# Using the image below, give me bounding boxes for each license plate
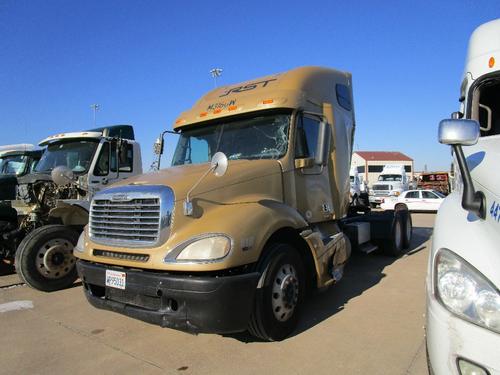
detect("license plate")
[105,270,126,290]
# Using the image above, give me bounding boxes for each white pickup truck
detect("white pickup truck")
[426,19,500,375]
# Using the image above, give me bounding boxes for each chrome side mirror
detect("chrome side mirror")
[438,118,485,219]
[438,119,479,146]
[315,121,330,166]
[153,137,164,155]
[211,152,228,177]
[184,152,228,216]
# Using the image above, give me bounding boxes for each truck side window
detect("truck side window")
[477,80,500,136]
[110,143,133,172]
[295,116,319,159]
[336,84,352,111]
[94,142,109,176]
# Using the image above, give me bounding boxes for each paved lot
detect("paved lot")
[0,213,435,375]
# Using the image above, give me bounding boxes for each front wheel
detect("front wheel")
[15,225,79,292]
[248,243,305,341]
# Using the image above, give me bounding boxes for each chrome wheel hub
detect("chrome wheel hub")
[271,263,299,322]
[36,238,75,279]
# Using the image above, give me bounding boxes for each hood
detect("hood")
[16,172,53,185]
[111,159,284,203]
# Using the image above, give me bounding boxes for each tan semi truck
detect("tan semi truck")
[75,66,412,341]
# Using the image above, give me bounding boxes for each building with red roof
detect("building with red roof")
[351,151,414,186]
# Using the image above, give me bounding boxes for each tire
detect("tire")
[382,211,405,257]
[402,211,412,249]
[248,243,305,341]
[394,204,412,249]
[15,225,79,292]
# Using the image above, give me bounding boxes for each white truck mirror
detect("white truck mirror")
[438,118,485,219]
[438,119,479,146]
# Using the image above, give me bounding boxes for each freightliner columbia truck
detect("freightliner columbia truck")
[426,19,500,375]
[75,67,412,341]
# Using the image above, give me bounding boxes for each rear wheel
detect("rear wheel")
[395,204,412,249]
[15,225,79,292]
[383,211,405,257]
[248,243,305,341]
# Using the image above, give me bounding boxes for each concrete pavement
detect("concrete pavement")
[0,213,435,375]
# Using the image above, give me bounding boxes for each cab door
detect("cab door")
[90,140,136,191]
[293,113,333,223]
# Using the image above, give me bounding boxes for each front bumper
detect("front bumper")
[426,289,500,375]
[369,195,388,204]
[77,260,260,334]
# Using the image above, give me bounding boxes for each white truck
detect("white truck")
[0,125,143,291]
[426,19,500,375]
[369,164,409,207]
[350,166,368,206]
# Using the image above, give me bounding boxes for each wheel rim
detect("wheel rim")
[271,263,299,322]
[394,220,402,249]
[35,238,76,279]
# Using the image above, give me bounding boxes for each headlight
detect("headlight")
[165,234,231,263]
[435,249,500,333]
[74,232,85,253]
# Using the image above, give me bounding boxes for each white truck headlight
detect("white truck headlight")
[435,249,500,333]
[165,235,231,263]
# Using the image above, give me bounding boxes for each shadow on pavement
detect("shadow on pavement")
[226,225,433,343]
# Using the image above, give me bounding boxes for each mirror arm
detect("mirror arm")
[184,164,216,216]
[452,144,486,219]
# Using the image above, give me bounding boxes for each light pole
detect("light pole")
[209,68,223,87]
[90,104,100,127]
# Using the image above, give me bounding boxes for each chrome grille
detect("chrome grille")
[89,185,174,248]
[372,184,390,191]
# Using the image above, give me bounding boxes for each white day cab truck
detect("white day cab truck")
[75,66,412,341]
[369,164,409,207]
[426,19,500,375]
[0,125,142,291]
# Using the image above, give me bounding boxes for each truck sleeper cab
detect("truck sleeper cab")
[76,67,411,341]
[426,19,500,375]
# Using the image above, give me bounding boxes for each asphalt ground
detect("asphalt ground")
[0,213,435,375]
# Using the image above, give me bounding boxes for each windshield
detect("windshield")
[172,113,290,166]
[35,140,98,173]
[0,155,28,175]
[378,174,402,182]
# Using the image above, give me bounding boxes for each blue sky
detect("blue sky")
[1,0,498,171]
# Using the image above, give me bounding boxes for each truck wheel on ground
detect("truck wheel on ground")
[15,224,79,292]
[382,211,405,257]
[248,243,305,341]
[394,204,412,249]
